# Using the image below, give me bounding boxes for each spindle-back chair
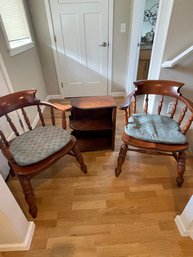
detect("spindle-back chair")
[0,90,87,218]
[115,80,193,187]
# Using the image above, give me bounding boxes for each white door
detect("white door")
[49,0,109,97]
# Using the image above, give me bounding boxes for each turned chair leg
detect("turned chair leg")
[176,151,186,187]
[8,163,15,177]
[19,175,37,218]
[72,144,87,173]
[115,144,128,177]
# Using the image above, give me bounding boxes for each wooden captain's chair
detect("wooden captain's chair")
[0,90,87,218]
[115,80,193,187]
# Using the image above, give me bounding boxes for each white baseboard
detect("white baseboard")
[0,221,35,251]
[111,92,125,97]
[175,216,193,239]
[45,94,62,101]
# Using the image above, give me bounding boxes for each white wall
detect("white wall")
[112,0,131,93]
[0,174,35,251]
[27,0,59,95]
[0,1,47,120]
[159,0,193,152]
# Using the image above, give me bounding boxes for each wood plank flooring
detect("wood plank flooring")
[2,97,193,257]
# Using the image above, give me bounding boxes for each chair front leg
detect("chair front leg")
[115,144,128,177]
[176,151,186,187]
[72,144,87,173]
[19,175,37,218]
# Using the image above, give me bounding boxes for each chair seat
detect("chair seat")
[9,126,72,166]
[125,113,187,145]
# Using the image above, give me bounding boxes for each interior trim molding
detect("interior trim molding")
[162,45,193,68]
[111,92,125,97]
[45,94,62,101]
[0,222,35,251]
[175,195,193,240]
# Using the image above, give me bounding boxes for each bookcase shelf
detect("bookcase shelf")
[70,96,117,152]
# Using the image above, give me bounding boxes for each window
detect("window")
[0,0,34,56]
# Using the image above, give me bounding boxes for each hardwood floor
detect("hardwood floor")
[2,97,193,257]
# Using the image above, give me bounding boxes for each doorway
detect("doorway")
[49,0,113,97]
[137,0,159,80]
[125,0,174,96]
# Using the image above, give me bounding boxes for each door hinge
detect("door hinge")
[54,35,57,43]
[61,82,63,88]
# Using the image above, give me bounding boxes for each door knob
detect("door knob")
[99,42,107,47]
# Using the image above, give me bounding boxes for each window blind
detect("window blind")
[0,0,30,42]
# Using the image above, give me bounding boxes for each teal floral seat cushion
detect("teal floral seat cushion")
[125,113,187,144]
[9,126,72,166]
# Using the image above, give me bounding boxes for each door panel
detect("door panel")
[49,0,108,97]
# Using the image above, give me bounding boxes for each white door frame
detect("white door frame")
[125,0,174,97]
[125,0,146,94]
[44,0,113,98]
[0,54,27,132]
[0,54,14,94]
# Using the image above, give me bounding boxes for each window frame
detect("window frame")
[0,0,34,56]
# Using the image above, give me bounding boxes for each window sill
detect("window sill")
[9,41,35,56]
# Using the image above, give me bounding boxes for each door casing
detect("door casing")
[125,0,174,103]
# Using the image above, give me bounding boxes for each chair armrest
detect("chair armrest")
[40,101,72,112]
[38,101,72,129]
[119,92,135,110]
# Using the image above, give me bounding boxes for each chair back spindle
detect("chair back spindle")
[132,96,136,114]
[62,112,67,129]
[170,98,178,119]
[5,114,19,136]
[0,129,9,147]
[158,95,164,115]
[123,107,131,126]
[37,105,45,126]
[50,107,56,126]
[21,108,32,130]
[178,106,188,125]
[144,94,149,113]
[182,114,193,134]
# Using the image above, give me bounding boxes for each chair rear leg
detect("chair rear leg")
[176,151,186,187]
[19,175,38,218]
[115,144,128,177]
[8,163,15,177]
[72,144,87,173]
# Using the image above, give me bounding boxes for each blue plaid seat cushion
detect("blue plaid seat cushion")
[125,113,187,144]
[9,126,72,166]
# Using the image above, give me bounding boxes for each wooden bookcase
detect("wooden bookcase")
[70,96,117,152]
